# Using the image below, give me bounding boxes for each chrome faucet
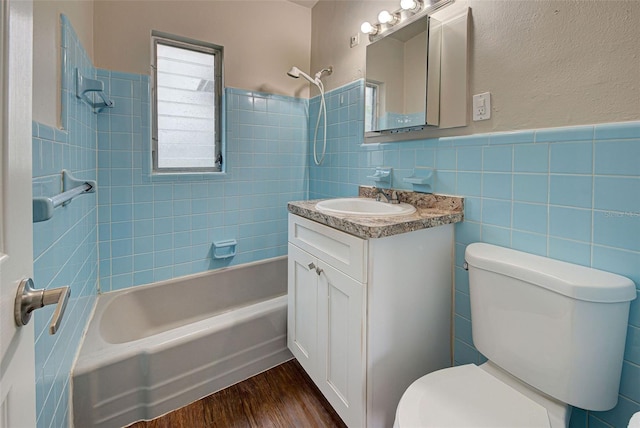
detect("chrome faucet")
[375,187,399,204]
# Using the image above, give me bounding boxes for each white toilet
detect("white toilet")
[395,243,637,428]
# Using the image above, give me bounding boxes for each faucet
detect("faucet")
[375,187,399,204]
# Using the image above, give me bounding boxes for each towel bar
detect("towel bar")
[33,170,96,222]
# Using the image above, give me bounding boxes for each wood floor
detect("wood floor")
[127,359,347,428]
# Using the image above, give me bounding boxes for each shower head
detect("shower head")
[287,66,317,85]
[286,66,302,78]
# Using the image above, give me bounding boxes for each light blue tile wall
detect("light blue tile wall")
[309,80,640,428]
[96,74,308,291]
[31,15,98,428]
[308,80,366,197]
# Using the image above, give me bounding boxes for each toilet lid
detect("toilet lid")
[396,364,551,428]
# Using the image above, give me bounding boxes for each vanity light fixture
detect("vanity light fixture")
[401,0,423,12]
[377,10,399,25]
[360,0,451,42]
[360,21,379,35]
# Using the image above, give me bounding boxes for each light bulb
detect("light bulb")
[377,10,397,25]
[400,0,420,10]
[360,21,378,35]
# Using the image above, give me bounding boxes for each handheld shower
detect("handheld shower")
[286,65,333,165]
[287,66,333,87]
[287,67,316,85]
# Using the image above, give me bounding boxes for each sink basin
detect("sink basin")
[315,198,416,217]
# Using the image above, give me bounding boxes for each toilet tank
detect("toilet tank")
[465,243,636,411]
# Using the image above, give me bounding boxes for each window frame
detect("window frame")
[365,81,379,133]
[151,31,224,174]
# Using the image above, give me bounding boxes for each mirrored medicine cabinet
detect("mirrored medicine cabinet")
[364,6,469,141]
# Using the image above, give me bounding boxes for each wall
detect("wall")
[92,0,312,98]
[91,0,315,291]
[311,0,640,136]
[33,0,94,126]
[310,4,639,425]
[33,0,313,124]
[33,0,319,292]
[31,15,98,428]
[30,2,313,423]
[96,72,308,291]
[309,80,640,427]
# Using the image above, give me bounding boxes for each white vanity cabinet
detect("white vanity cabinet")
[288,215,367,427]
[288,213,454,428]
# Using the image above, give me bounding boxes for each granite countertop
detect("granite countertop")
[287,186,464,239]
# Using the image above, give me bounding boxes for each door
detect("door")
[287,243,319,377]
[0,0,36,426]
[317,261,365,428]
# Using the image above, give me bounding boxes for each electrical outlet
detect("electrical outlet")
[350,33,360,48]
[473,92,491,121]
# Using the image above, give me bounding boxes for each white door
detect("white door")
[317,262,365,428]
[287,243,319,377]
[0,0,36,426]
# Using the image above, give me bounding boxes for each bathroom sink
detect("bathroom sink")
[315,198,416,217]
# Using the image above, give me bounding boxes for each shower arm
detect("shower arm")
[314,66,333,81]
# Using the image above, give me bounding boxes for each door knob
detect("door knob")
[14,278,70,335]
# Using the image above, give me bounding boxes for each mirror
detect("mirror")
[365,17,441,133]
[364,7,469,139]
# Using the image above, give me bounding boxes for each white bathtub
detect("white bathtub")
[72,257,291,428]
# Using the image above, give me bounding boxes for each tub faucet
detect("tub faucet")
[375,187,399,204]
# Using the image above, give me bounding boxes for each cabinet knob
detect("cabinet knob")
[307,262,323,275]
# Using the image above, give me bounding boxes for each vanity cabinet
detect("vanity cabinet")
[288,215,366,427]
[288,213,454,428]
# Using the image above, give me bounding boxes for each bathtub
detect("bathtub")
[72,256,291,428]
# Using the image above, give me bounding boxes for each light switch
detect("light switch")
[473,92,491,121]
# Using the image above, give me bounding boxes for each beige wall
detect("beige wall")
[33,0,312,127]
[33,1,640,131]
[311,0,640,135]
[33,0,94,126]
[93,0,312,98]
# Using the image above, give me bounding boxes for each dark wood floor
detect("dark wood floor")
[127,359,347,428]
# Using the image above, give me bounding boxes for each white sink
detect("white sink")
[315,198,416,217]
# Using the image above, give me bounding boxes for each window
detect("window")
[152,32,223,173]
[364,82,378,132]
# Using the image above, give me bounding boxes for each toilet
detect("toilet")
[395,243,637,428]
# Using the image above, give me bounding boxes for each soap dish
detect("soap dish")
[212,239,237,259]
[367,167,392,185]
[403,167,434,193]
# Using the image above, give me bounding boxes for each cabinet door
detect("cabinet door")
[287,244,319,377]
[317,262,366,428]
